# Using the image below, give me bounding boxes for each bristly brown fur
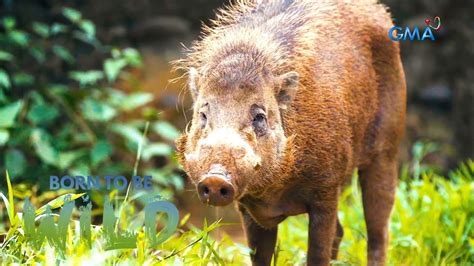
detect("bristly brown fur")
[173,0,393,98]
[173,0,321,90]
[175,0,406,265]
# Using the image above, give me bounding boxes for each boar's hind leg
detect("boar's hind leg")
[331,218,344,260]
[238,205,278,266]
[359,153,397,266]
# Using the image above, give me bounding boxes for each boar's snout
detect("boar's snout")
[197,175,235,206]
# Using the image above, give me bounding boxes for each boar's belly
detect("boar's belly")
[248,201,308,227]
[279,201,308,216]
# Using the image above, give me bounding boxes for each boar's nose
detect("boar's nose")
[197,176,235,206]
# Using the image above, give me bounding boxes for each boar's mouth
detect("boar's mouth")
[197,171,236,207]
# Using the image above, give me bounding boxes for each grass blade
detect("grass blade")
[35,192,86,216]
[0,192,12,224]
[5,171,15,224]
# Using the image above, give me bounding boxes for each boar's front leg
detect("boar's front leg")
[307,187,339,266]
[238,204,278,266]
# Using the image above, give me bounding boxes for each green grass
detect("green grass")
[1,160,473,265]
[278,161,474,265]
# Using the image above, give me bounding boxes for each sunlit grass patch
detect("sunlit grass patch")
[1,161,473,265]
[277,160,474,265]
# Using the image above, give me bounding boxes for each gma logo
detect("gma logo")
[388,26,436,41]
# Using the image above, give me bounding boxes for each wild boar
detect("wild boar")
[175,0,406,265]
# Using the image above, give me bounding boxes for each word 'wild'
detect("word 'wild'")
[23,197,178,254]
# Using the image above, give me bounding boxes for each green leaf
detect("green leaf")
[0,69,10,89]
[30,47,46,63]
[0,51,14,61]
[49,84,68,96]
[106,88,127,105]
[79,20,95,38]
[123,48,142,66]
[70,164,91,177]
[120,92,153,111]
[0,100,23,128]
[8,30,28,47]
[153,121,180,140]
[5,149,26,177]
[58,150,85,170]
[104,58,127,82]
[142,107,159,120]
[27,103,60,124]
[81,98,117,122]
[170,173,184,191]
[111,123,147,147]
[2,17,16,30]
[142,143,173,160]
[0,89,6,103]
[32,22,49,38]
[13,72,34,86]
[73,30,99,46]
[91,140,112,166]
[52,45,74,64]
[0,129,9,145]
[62,7,82,23]
[51,23,68,34]
[30,129,59,167]
[69,70,104,86]
[29,90,45,104]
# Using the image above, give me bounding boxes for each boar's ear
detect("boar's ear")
[188,67,199,100]
[276,71,299,110]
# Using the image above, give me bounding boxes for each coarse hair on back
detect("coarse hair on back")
[173,0,322,91]
[173,0,392,93]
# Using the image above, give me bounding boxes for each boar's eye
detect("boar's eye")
[252,113,267,137]
[199,112,207,129]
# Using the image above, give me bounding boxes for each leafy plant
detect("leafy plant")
[0,8,182,215]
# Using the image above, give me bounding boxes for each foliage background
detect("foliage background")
[0,1,473,265]
[0,6,184,208]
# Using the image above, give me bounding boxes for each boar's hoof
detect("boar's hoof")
[197,176,235,206]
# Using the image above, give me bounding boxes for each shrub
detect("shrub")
[0,8,182,214]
